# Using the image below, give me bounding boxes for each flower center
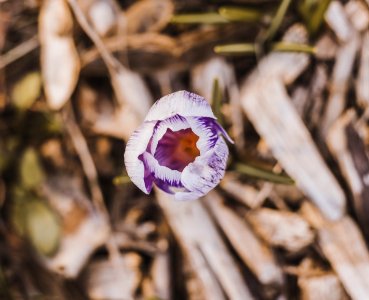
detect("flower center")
[154,128,200,172]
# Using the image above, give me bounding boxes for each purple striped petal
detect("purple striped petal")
[185,117,219,154]
[154,178,184,194]
[186,117,234,154]
[124,121,157,194]
[145,91,216,122]
[150,115,190,155]
[175,136,228,200]
[213,121,234,144]
[142,152,183,188]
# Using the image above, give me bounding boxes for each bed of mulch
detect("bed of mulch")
[1,0,369,299]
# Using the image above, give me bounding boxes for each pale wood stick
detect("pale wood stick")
[356,31,369,107]
[301,202,369,300]
[203,191,283,289]
[240,24,346,220]
[156,188,254,300]
[327,110,369,237]
[321,33,359,136]
[325,1,354,43]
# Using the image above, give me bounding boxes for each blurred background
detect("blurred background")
[1,0,369,299]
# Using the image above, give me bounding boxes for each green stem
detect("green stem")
[211,78,223,124]
[234,163,295,185]
[171,13,228,24]
[218,6,263,22]
[214,43,256,54]
[113,175,131,185]
[308,0,331,35]
[214,42,315,55]
[272,42,316,54]
[265,0,292,41]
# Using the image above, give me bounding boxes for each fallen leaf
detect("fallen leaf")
[20,148,45,190]
[39,0,80,110]
[25,198,61,256]
[11,72,42,110]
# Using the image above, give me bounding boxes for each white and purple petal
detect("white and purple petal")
[185,116,234,155]
[213,120,234,144]
[124,121,157,194]
[175,136,229,201]
[145,91,216,122]
[150,115,190,155]
[185,117,220,154]
[142,152,183,189]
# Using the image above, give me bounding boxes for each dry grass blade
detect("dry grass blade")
[62,104,134,297]
[62,104,105,212]
[0,35,39,70]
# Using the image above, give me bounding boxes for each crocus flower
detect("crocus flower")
[124,90,233,200]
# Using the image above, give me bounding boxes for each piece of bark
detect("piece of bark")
[204,191,283,289]
[141,277,156,299]
[112,232,159,255]
[41,176,110,278]
[247,208,314,253]
[240,24,346,220]
[325,1,354,43]
[273,184,304,203]
[345,0,369,32]
[321,33,359,136]
[301,202,369,300]
[356,31,369,108]
[315,34,338,60]
[220,174,265,209]
[287,257,348,299]
[291,86,308,117]
[327,110,369,238]
[299,272,348,300]
[156,189,254,300]
[183,261,207,300]
[84,254,138,300]
[307,64,328,130]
